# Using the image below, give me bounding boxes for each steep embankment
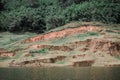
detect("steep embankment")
[0,22,120,67]
[21,26,101,43]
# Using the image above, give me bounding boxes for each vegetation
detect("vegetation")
[57,61,66,64]
[29,49,49,57]
[0,57,10,61]
[115,56,120,60]
[77,32,99,39]
[0,0,120,33]
[0,32,37,49]
[29,49,49,54]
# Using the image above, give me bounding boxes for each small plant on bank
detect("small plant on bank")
[87,32,99,36]
[29,49,49,54]
[57,61,66,64]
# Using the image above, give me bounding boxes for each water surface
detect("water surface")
[0,67,120,80]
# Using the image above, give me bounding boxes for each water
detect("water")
[0,67,120,80]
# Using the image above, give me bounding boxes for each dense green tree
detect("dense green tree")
[0,0,120,33]
[0,0,5,11]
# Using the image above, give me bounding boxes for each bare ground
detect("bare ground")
[0,22,120,67]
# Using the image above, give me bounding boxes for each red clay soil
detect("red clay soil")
[0,48,15,57]
[28,39,91,51]
[21,26,101,43]
[29,39,120,56]
[69,39,120,56]
[89,39,120,56]
[29,44,73,51]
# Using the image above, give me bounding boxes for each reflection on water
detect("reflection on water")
[0,67,120,80]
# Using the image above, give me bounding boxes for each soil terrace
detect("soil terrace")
[0,24,120,67]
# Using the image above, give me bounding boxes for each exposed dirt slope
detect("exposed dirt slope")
[21,26,101,43]
[0,22,120,67]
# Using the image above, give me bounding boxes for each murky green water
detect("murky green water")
[0,67,120,80]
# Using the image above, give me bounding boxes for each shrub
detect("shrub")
[58,0,89,7]
[61,3,92,22]
[87,32,99,36]
[29,49,48,54]
[46,16,65,30]
[0,0,5,11]
[1,0,40,10]
[62,0,120,23]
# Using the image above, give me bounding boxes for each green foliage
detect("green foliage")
[57,61,66,64]
[58,0,89,7]
[115,56,120,60]
[62,1,120,23]
[13,52,22,59]
[46,16,65,30]
[0,57,10,61]
[0,6,46,32]
[0,0,5,11]
[29,49,49,54]
[106,30,114,33]
[77,32,99,39]
[0,0,120,32]
[1,0,39,10]
[88,32,99,36]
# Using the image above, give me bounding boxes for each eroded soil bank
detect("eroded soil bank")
[0,22,120,67]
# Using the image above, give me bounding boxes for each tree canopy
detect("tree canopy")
[0,0,120,32]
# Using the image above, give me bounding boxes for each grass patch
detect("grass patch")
[0,57,11,61]
[50,37,68,44]
[29,49,49,54]
[57,61,66,64]
[76,32,99,39]
[88,32,99,36]
[118,32,120,34]
[106,30,114,33]
[115,56,120,60]
[50,32,99,44]
[0,32,37,49]
[13,53,23,59]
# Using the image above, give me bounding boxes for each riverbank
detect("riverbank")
[0,22,120,67]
